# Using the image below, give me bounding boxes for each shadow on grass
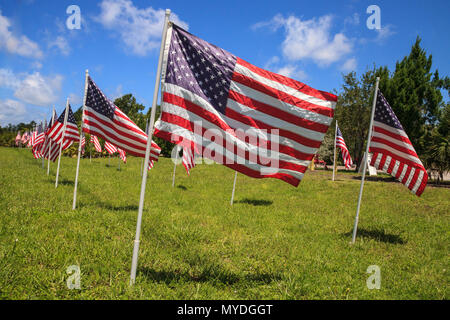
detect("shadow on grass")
[58,178,74,186]
[99,203,139,211]
[234,198,273,206]
[344,228,406,244]
[139,266,281,285]
[352,176,397,183]
[177,185,187,191]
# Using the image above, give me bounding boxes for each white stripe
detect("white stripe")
[391,160,400,177]
[234,62,336,109]
[398,164,408,182]
[374,153,383,169]
[382,156,392,172]
[405,167,416,188]
[373,121,410,139]
[411,170,425,194]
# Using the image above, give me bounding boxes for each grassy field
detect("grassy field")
[0,146,448,300]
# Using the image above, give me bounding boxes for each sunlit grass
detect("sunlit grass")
[0,147,448,299]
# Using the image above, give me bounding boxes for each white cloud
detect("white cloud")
[0,11,43,59]
[375,24,396,43]
[276,65,307,80]
[96,0,188,56]
[48,36,70,56]
[0,68,63,107]
[340,57,357,72]
[254,14,353,66]
[344,13,360,26]
[0,99,26,126]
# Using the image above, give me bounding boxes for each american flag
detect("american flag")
[21,131,29,144]
[369,90,428,196]
[15,132,21,146]
[90,134,102,152]
[154,24,337,187]
[336,124,353,169]
[32,123,45,159]
[82,76,161,163]
[104,140,118,154]
[182,147,196,175]
[80,135,86,155]
[41,110,58,160]
[47,105,79,149]
[118,148,127,163]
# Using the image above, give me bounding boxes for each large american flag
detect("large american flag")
[336,124,353,169]
[90,134,102,152]
[154,24,337,186]
[82,76,161,163]
[369,90,428,196]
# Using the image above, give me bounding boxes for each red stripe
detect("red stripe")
[378,154,387,170]
[401,166,412,185]
[415,173,427,196]
[369,147,425,171]
[387,158,396,174]
[236,58,338,103]
[408,169,420,191]
[395,163,405,180]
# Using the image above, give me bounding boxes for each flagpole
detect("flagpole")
[351,77,379,244]
[141,120,149,177]
[130,9,171,285]
[332,120,338,181]
[172,146,179,187]
[72,70,89,210]
[55,98,70,188]
[47,106,55,175]
[230,171,238,205]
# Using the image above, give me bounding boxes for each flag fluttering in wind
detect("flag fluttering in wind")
[15,132,21,146]
[118,148,126,163]
[154,23,337,187]
[369,90,428,196]
[80,135,86,155]
[21,131,29,145]
[182,147,196,175]
[47,105,79,151]
[32,123,45,159]
[104,141,118,154]
[90,134,102,152]
[82,76,161,163]
[336,124,353,169]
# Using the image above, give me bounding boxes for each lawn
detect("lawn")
[0,147,448,299]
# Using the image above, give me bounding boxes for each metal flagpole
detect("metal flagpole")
[351,77,380,244]
[47,106,55,175]
[130,9,171,285]
[332,120,338,181]
[230,171,238,205]
[141,120,149,177]
[172,146,180,187]
[55,98,70,188]
[42,120,46,168]
[72,70,89,210]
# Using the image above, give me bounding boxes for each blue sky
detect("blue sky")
[0,0,448,126]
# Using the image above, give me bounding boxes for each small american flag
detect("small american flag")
[47,105,79,150]
[32,123,45,159]
[154,24,337,186]
[81,135,86,155]
[369,90,428,196]
[118,148,127,163]
[104,141,118,154]
[90,134,102,152]
[15,132,21,146]
[21,131,29,144]
[336,124,353,169]
[82,76,161,163]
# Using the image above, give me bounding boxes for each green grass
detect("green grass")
[0,147,448,299]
